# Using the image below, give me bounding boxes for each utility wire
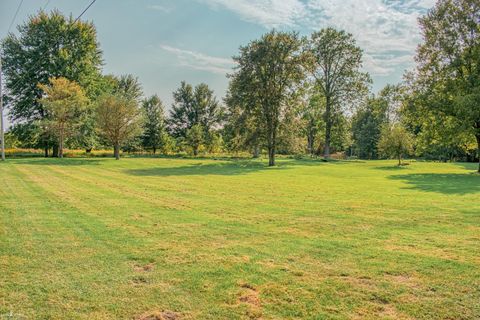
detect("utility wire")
[74,0,97,23]
[43,0,51,11]
[7,0,24,33]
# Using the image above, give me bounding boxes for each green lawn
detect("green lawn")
[0,157,479,319]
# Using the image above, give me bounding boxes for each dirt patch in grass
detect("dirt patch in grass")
[238,283,262,319]
[135,310,179,320]
[133,262,155,272]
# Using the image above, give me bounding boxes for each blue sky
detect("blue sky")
[1,0,435,113]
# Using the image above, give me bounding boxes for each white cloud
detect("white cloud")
[148,4,173,13]
[199,0,307,28]
[200,0,435,77]
[160,45,235,74]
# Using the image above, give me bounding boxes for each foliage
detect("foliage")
[378,124,414,165]
[95,93,143,160]
[142,95,167,154]
[168,82,222,138]
[1,10,102,153]
[185,124,205,156]
[307,28,371,158]
[413,0,480,171]
[38,77,89,158]
[229,30,306,166]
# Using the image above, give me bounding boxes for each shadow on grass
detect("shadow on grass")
[453,162,480,172]
[125,160,288,176]
[374,165,410,171]
[389,173,480,195]
[125,158,347,177]
[6,158,103,166]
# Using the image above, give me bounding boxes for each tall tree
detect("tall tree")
[38,77,88,158]
[224,76,263,157]
[1,10,102,156]
[114,74,143,103]
[229,30,306,166]
[96,94,142,160]
[413,0,480,172]
[351,98,386,159]
[142,95,166,154]
[308,28,370,158]
[168,81,222,152]
[301,93,324,156]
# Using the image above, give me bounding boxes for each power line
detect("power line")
[43,0,51,11]
[7,0,25,33]
[74,0,97,23]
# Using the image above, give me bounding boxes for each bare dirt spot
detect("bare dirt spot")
[136,310,179,320]
[134,262,155,272]
[238,283,262,319]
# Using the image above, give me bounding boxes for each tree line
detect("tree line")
[1,0,479,171]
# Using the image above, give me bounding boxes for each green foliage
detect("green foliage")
[142,95,167,154]
[114,74,143,103]
[95,93,143,160]
[1,10,102,122]
[378,124,414,165]
[229,30,306,165]
[38,77,89,158]
[168,82,222,139]
[308,28,371,157]
[185,124,204,156]
[413,0,480,171]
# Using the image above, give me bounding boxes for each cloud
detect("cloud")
[148,4,173,13]
[199,0,307,28]
[199,0,435,77]
[160,45,235,74]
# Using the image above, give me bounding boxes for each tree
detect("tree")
[351,86,402,159]
[114,74,143,103]
[142,95,166,154]
[224,76,263,157]
[96,94,142,160]
[412,0,480,172]
[378,124,414,165]
[229,30,306,166]
[308,28,370,158]
[185,124,204,156]
[1,10,102,156]
[38,77,88,158]
[302,94,324,156]
[169,82,221,137]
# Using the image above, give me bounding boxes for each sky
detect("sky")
[1,0,435,123]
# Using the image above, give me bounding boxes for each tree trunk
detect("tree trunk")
[476,133,480,173]
[52,145,59,158]
[193,145,198,156]
[267,125,276,166]
[307,131,315,156]
[58,138,63,158]
[324,96,332,159]
[153,147,156,155]
[398,153,402,166]
[114,144,120,160]
[268,146,275,166]
[252,145,260,158]
[44,146,49,158]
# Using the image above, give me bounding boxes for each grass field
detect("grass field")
[0,157,479,319]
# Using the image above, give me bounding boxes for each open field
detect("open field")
[0,158,479,319]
